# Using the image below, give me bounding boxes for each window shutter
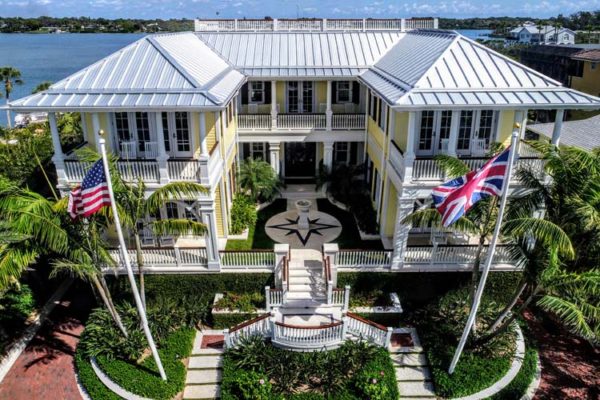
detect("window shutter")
[352,81,360,104]
[264,81,271,104]
[241,83,249,104]
[331,81,337,104]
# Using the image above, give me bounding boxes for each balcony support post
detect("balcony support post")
[551,109,564,146]
[403,111,417,182]
[198,202,220,271]
[391,196,413,269]
[91,113,102,153]
[326,80,333,130]
[48,112,68,186]
[448,111,460,157]
[323,141,334,171]
[155,112,170,184]
[269,142,280,175]
[199,112,209,156]
[270,80,277,130]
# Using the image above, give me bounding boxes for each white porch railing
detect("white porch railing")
[403,245,519,265]
[219,250,275,269]
[277,113,326,130]
[389,140,405,180]
[335,250,393,268]
[167,159,201,181]
[272,321,345,350]
[346,312,392,347]
[237,114,271,130]
[107,247,208,269]
[332,113,366,130]
[265,287,283,311]
[224,313,271,348]
[195,18,438,32]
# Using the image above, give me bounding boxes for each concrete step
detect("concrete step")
[281,298,327,308]
[183,384,220,399]
[390,353,428,367]
[186,369,222,385]
[395,366,432,381]
[398,381,436,397]
[188,356,223,369]
[289,284,321,292]
[191,348,225,356]
[288,270,313,277]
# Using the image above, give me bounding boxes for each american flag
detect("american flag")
[432,147,511,227]
[68,160,111,219]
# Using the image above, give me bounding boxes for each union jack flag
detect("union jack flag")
[432,147,511,227]
[68,160,111,219]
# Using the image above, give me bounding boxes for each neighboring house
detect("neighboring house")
[570,49,600,97]
[510,24,575,45]
[8,18,600,276]
[528,115,600,151]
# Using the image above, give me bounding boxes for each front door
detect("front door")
[287,81,314,113]
[284,142,316,178]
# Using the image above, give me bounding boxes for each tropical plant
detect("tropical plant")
[0,66,24,128]
[238,158,283,202]
[56,112,84,149]
[229,194,257,235]
[32,81,52,94]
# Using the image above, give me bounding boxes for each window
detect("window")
[336,81,352,103]
[135,112,151,152]
[418,111,435,151]
[477,110,496,146]
[114,112,131,142]
[378,103,387,132]
[165,202,179,219]
[174,112,191,152]
[161,112,170,152]
[333,142,349,165]
[251,142,266,160]
[438,110,452,150]
[249,82,265,104]
[458,111,473,151]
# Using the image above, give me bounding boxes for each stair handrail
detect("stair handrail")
[323,255,334,304]
[224,312,272,348]
[345,312,393,347]
[346,312,388,331]
[282,255,289,293]
[229,312,271,333]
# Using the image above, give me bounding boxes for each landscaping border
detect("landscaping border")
[520,353,542,400]
[453,324,526,400]
[90,357,152,400]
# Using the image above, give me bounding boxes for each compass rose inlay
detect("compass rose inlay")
[267,216,340,246]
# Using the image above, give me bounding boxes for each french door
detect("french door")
[287,81,314,113]
[456,110,497,155]
[416,110,453,156]
[161,112,193,158]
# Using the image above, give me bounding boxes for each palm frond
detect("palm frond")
[537,294,599,345]
[433,154,470,178]
[50,259,99,282]
[401,208,478,234]
[146,182,209,214]
[151,219,208,237]
[0,246,38,289]
[502,218,574,259]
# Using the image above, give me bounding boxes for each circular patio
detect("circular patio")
[264,208,342,250]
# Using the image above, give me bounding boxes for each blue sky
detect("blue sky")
[1,0,599,19]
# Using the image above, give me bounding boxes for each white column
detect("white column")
[391,196,414,269]
[199,112,209,156]
[271,80,277,130]
[326,80,333,131]
[48,112,68,186]
[219,179,229,237]
[269,142,280,175]
[323,141,334,171]
[199,203,220,270]
[551,109,564,146]
[448,110,460,157]
[91,113,102,152]
[403,111,417,182]
[155,112,170,184]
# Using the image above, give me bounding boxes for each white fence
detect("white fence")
[412,157,544,182]
[224,314,271,348]
[219,251,275,269]
[272,321,345,349]
[107,247,208,269]
[346,312,392,347]
[404,245,519,265]
[277,114,327,130]
[167,160,201,181]
[195,18,438,32]
[265,287,283,310]
[335,250,393,268]
[332,114,365,130]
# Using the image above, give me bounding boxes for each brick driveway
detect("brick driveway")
[0,284,91,400]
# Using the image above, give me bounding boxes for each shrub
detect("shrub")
[212,313,260,329]
[214,292,263,312]
[221,369,274,400]
[230,194,257,235]
[0,284,36,326]
[348,192,379,234]
[74,350,121,400]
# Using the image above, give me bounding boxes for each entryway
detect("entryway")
[284,142,316,180]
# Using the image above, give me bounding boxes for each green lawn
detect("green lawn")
[226,199,287,250]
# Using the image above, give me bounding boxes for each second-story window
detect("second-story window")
[135,112,151,153]
[249,82,265,104]
[114,112,131,142]
[336,81,352,103]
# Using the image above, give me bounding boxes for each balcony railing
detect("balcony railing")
[237,113,365,131]
[278,113,326,130]
[403,245,519,266]
[107,247,208,270]
[388,140,405,180]
[332,114,365,130]
[335,250,393,268]
[195,18,438,32]
[238,114,271,130]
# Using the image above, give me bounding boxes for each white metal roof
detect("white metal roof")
[196,31,403,78]
[528,115,600,150]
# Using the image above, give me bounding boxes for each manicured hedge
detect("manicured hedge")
[74,350,121,400]
[213,312,260,329]
[226,199,287,250]
[92,327,195,400]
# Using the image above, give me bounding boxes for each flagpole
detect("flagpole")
[448,118,522,374]
[98,134,167,381]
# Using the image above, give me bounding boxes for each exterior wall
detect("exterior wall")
[497,110,516,145]
[214,183,225,236]
[276,81,285,113]
[224,112,237,159]
[384,184,398,236]
[366,118,384,171]
[393,111,409,152]
[205,112,218,152]
[571,61,600,97]
[315,81,327,111]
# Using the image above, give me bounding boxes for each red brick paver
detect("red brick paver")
[0,286,90,400]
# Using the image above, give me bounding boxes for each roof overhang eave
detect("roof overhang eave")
[8,104,228,113]
[390,103,600,111]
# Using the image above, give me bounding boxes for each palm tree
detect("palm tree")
[0,67,24,128]
[32,81,52,94]
[0,176,128,336]
[238,157,283,203]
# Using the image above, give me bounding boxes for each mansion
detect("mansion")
[9,18,600,276]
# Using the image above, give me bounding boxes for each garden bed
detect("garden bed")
[221,336,399,399]
[226,199,287,250]
[212,292,266,329]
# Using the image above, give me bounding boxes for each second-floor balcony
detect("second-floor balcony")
[238,113,365,131]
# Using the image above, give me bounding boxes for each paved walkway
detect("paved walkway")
[184,330,225,400]
[0,284,91,400]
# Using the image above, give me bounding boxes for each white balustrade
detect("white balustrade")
[412,159,445,181]
[266,288,283,310]
[331,289,345,306]
[389,141,405,180]
[65,160,91,181]
[237,114,271,130]
[107,247,208,270]
[272,322,345,349]
[346,313,389,347]
[167,159,201,181]
[119,141,137,159]
[117,160,160,182]
[331,114,365,130]
[403,245,519,266]
[335,250,393,268]
[225,314,271,348]
[219,251,275,269]
[277,114,326,130]
[144,141,158,158]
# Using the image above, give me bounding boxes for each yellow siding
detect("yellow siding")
[224,112,237,155]
[497,110,515,146]
[385,184,398,236]
[84,113,96,149]
[315,81,327,109]
[205,112,217,152]
[215,184,224,237]
[394,112,409,152]
[571,61,600,96]
[367,117,385,151]
[276,81,285,112]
